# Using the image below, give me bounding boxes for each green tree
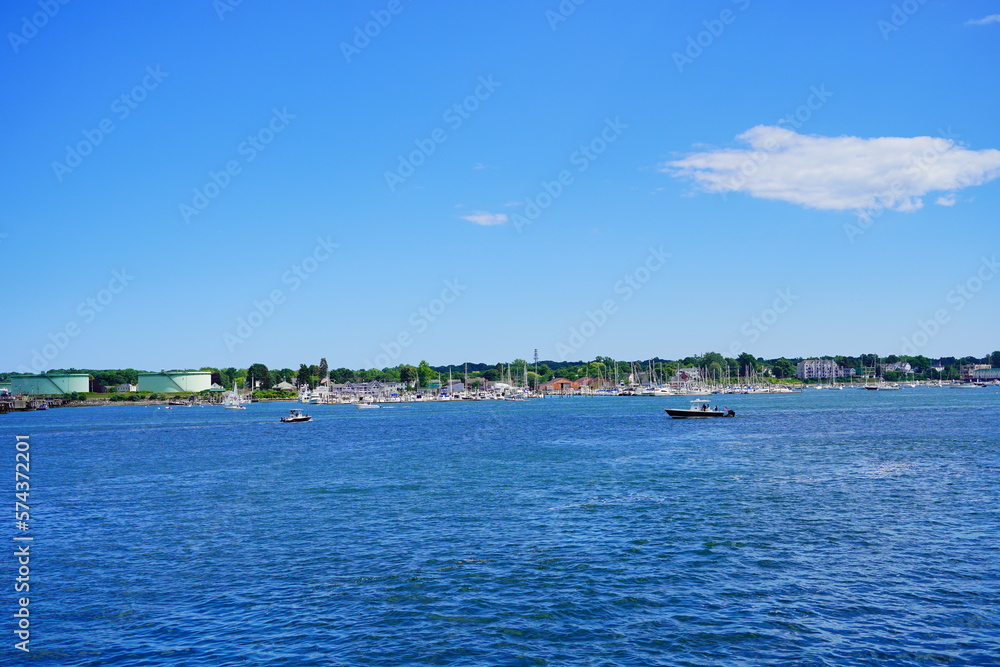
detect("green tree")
[417,360,434,388]
[246,363,272,390]
[297,364,311,388]
[273,368,295,384]
[319,357,328,380]
[399,365,418,387]
[702,352,725,368]
[736,352,758,376]
[332,367,355,383]
[771,358,797,379]
[221,368,238,388]
[586,361,607,378]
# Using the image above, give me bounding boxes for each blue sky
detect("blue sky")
[3,0,999,372]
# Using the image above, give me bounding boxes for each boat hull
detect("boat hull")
[664,408,729,419]
[280,409,312,422]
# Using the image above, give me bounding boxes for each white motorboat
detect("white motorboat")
[280,408,312,423]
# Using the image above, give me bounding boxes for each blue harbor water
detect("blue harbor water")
[3,389,999,665]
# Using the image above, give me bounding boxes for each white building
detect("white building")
[884,362,912,373]
[961,364,991,380]
[796,359,845,380]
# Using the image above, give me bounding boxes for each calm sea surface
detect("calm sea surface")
[2,389,998,666]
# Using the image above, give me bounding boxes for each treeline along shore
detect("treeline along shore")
[4,350,998,400]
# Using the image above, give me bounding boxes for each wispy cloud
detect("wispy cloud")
[935,195,957,206]
[965,14,1000,25]
[663,125,1000,216]
[461,210,508,226]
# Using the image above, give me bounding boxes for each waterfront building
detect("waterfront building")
[796,359,846,380]
[540,378,574,393]
[10,373,90,395]
[972,368,1000,381]
[960,364,991,381]
[136,371,212,393]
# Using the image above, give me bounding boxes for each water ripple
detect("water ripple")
[4,391,999,665]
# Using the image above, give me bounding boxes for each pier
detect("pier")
[0,397,69,413]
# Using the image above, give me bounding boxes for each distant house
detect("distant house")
[972,368,1000,381]
[672,368,702,383]
[115,383,138,393]
[884,362,912,373]
[540,378,574,393]
[571,377,613,390]
[274,381,296,392]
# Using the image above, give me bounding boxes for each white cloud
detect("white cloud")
[663,125,1000,217]
[461,211,508,226]
[966,14,1000,25]
[935,195,956,206]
